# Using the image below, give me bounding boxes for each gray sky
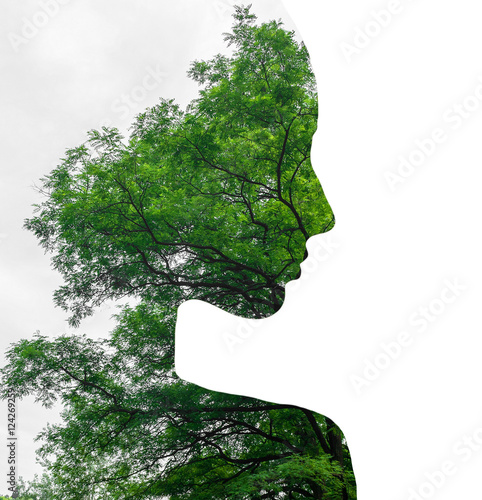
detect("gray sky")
[0,0,299,485]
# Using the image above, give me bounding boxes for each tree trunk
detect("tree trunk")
[307,479,324,499]
[326,418,349,500]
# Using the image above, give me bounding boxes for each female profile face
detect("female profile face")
[25,3,334,325]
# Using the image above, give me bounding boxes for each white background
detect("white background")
[3,1,482,499]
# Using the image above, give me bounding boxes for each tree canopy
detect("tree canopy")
[3,303,354,499]
[1,6,353,499]
[25,4,333,326]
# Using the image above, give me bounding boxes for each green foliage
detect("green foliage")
[25,4,333,327]
[1,6,353,499]
[11,474,59,500]
[2,304,355,499]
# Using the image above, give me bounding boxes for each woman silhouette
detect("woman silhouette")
[2,4,356,499]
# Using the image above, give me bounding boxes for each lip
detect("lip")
[292,253,307,281]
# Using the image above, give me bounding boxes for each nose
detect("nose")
[305,195,336,241]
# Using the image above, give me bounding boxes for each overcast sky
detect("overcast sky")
[0,0,302,484]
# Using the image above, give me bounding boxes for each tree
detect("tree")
[24,5,333,326]
[4,304,355,499]
[1,6,355,499]
[8,475,59,500]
